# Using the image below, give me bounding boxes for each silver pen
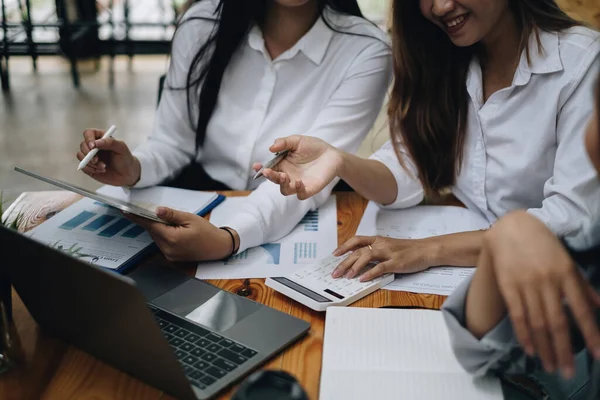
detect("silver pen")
[253,150,290,180]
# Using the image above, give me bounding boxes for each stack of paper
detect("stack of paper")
[356,203,491,295]
[320,307,504,400]
[27,186,221,272]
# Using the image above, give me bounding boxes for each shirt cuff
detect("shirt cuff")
[442,277,518,376]
[222,212,266,254]
[369,143,424,209]
[132,150,158,188]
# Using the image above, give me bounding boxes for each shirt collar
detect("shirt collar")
[513,29,563,86]
[247,13,334,65]
[467,29,564,101]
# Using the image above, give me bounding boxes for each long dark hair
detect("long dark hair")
[389,0,580,195]
[170,0,366,150]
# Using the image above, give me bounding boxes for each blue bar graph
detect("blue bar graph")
[122,225,146,238]
[98,218,133,238]
[299,210,319,231]
[59,211,96,230]
[83,215,117,231]
[229,251,249,261]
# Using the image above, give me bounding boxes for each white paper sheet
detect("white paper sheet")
[195,196,338,279]
[320,307,504,400]
[27,186,218,270]
[356,203,491,295]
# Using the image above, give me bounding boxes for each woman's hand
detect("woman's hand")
[253,135,343,200]
[331,236,440,281]
[471,211,600,378]
[76,128,141,187]
[124,207,236,262]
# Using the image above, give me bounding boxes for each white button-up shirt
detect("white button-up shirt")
[372,27,600,249]
[133,1,392,252]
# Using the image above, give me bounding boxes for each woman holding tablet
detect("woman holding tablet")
[258,0,600,279]
[75,0,391,262]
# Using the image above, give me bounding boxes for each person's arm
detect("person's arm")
[527,53,600,250]
[444,211,600,380]
[132,4,216,188]
[336,152,401,206]
[225,38,393,252]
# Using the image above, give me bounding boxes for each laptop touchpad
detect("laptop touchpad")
[152,280,260,333]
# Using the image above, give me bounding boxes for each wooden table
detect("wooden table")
[0,191,450,400]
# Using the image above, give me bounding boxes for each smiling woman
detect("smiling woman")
[256,0,600,283]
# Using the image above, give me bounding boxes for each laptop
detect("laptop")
[0,224,310,399]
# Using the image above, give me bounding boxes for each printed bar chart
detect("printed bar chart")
[121,225,146,239]
[83,215,117,231]
[59,211,96,230]
[98,218,133,238]
[299,210,319,231]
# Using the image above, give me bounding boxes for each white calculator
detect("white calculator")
[265,255,394,312]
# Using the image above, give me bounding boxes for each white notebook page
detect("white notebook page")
[320,307,503,400]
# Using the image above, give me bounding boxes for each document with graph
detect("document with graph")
[195,196,338,279]
[26,185,222,272]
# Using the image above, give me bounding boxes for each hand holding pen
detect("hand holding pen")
[76,126,141,187]
[252,135,342,200]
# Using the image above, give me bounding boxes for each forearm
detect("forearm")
[432,230,486,267]
[223,181,326,253]
[464,247,507,339]
[338,152,398,205]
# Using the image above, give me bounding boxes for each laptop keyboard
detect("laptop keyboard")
[148,304,258,390]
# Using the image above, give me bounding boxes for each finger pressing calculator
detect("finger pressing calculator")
[265,255,394,312]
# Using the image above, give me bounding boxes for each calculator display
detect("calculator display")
[270,277,332,303]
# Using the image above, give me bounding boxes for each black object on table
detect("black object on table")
[231,370,308,400]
